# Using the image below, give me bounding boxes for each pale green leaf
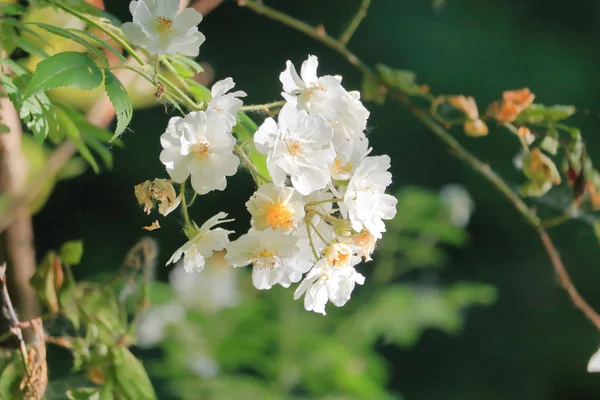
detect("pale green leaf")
[60,240,84,265]
[25,52,103,98]
[68,29,126,63]
[111,348,157,400]
[376,64,422,95]
[361,73,386,104]
[103,69,132,140]
[515,104,576,124]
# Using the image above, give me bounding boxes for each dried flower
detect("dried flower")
[447,95,488,137]
[135,179,181,216]
[489,88,535,123]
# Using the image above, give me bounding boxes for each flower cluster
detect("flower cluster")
[131,0,399,315]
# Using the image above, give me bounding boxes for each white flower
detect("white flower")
[166,212,234,273]
[331,137,371,181]
[169,251,239,313]
[588,348,600,372]
[440,184,474,228]
[136,301,185,348]
[207,78,246,125]
[254,103,336,195]
[246,183,305,233]
[160,111,240,195]
[342,155,398,239]
[225,229,299,290]
[343,230,377,262]
[293,243,364,315]
[280,55,369,146]
[122,0,205,56]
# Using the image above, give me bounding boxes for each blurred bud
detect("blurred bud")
[135,179,181,216]
[87,367,105,385]
[520,148,561,197]
[518,126,536,145]
[440,184,475,228]
[489,88,535,123]
[588,348,600,373]
[464,119,488,137]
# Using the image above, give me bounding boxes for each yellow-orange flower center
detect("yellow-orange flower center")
[285,139,303,156]
[191,139,210,158]
[265,202,294,231]
[332,157,353,176]
[156,16,173,33]
[325,244,352,268]
[249,249,277,269]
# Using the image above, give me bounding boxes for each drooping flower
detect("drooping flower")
[280,55,369,146]
[160,111,240,195]
[293,243,364,315]
[122,0,205,56]
[166,212,234,273]
[342,155,398,239]
[169,251,240,313]
[207,78,246,125]
[246,183,305,234]
[225,229,299,290]
[254,103,336,195]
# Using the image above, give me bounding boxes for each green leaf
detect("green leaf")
[361,73,386,104]
[55,105,100,173]
[0,124,9,134]
[0,3,26,15]
[103,69,132,140]
[30,250,63,313]
[170,54,204,73]
[0,23,18,54]
[0,357,22,400]
[376,64,422,95]
[25,52,103,98]
[66,388,102,400]
[111,348,157,400]
[233,112,269,180]
[60,240,84,265]
[515,104,576,124]
[26,23,108,67]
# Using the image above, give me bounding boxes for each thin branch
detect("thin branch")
[0,264,30,376]
[339,0,372,45]
[240,100,286,112]
[240,0,600,332]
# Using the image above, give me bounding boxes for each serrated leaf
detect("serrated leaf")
[27,23,108,67]
[515,104,576,124]
[111,348,157,400]
[103,69,132,140]
[361,73,386,104]
[60,240,84,265]
[376,64,422,95]
[25,52,103,98]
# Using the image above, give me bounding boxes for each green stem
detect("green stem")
[308,220,331,247]
[339,0,372,45]
[180,182,192,227]
[306,216,319,260]
[234,144,271,184]
[240,100,286,112]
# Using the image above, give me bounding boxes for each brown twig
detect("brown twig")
[0,264,31,376]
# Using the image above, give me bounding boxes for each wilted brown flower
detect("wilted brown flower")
[490,88,535,123]
[142,220,161,231]
[135,179,181,216]
[447,95,489,137]
[528,148,561,185]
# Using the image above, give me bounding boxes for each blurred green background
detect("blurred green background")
[32,0,600,398]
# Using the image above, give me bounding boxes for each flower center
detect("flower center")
[249,249,277,269]
[285,139,303,156]
[156,16,173,33]
[265,202,294,231]
[191,139,210,159]
[324,244,352,268]
[332,157,353,175]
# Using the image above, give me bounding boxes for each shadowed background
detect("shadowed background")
[33,0,600,398]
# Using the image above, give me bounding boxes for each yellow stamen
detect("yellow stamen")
[285,139,303,156]
[249,249,277,269]
[156,16,173,33]
[265,202,294,231]
[191,139,210,159]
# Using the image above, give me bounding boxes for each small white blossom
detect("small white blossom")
[331,138,371,181]
[160,111,240,195]
[342,155,398,239]
[166,212,234,273]
[343,230,377,262]
[207,78,246,125]
[246,183,305,233]
[122,0,205,56]
[440,184,475,228]
[225,229,299,290]
[293,243,364,315]
[254,103,336,195]
[589,348,600,372]
[169,251,239,313]
[280,55,369,146]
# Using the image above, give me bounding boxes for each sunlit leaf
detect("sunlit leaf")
[111,348,157,400]
[60,240,84,266]
[25,52,103,99]
[515,104,576,124]
[103,69,132,140]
